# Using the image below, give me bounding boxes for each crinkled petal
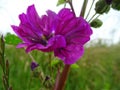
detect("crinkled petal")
[11,25,32,43]
[56,8,75,34]
[26,4,43,32]
[64,17,92,45]
[68,17,92,44]
[19,13,28,24]
[19,8,42,36]
[46,10,59,33]
[54,44,84,64]
[11,25,41,43]
[17,43,29,48]
[48,35,66,50]
[56,8,92,45]
[26,44,46,52]
[58,8,75,21]
[40,10,59,36]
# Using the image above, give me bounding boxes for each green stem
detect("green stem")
[85,0,95,19]
[80,0,88,17]
[48,52,52,76]
[88,13,97,23]
[0,35,9,90]
[0,35,11,90]
[53,64,71,90]
[64,1,67,8]
[94,14,101,20]
[5,60,9,89]
[1,35,6,75]
[28,75,33,90]
[2,76,7,90]
[68,0,76,16]
[28,52,35,62]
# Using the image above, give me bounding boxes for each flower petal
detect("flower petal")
[64,17,92,45]
[54,44,84,64]
[26,5,43,36]
[11,25,31,42]
[26,5,41,28]
[48,35,66,49]
[58,8,75,21]
[56,8,92,44]
[17,43,28,48]
[56,8,75,34]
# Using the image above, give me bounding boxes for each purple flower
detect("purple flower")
[31,61,39,71]
[11,5,92,64]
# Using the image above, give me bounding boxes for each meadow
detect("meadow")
[0,40,120,90]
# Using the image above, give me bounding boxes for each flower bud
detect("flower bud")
[30,61,39,71]
[95,0,110,14]
[90,19,103,28]
[105,0,112,5]
[112,0,120,11]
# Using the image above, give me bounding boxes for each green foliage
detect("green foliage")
[57,0,66,6]
[0,35,11,90]
[95,0,110,14]
[1,41,120,90]
[71,63,79,69]
[112,0,120,11]
[51,59,60,67]
[5,33,22,45]
[66,44,120,90]
[90,19,103,28]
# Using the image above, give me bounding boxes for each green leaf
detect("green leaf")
[5,33,22,45]
[71,63,79,69]
[90,19,103,28]
[51,59,60,67]
[57,0,66,6]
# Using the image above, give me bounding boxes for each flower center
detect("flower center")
[40,30,55,46]
[41,35,48,46]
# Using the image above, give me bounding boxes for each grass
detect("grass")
[66,44,120,90]
[0,42,120,90]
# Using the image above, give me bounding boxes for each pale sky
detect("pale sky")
[0,0,120,44]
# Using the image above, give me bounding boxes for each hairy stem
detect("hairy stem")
[88,13,97,23]
[53,64,71,90]
[28,52,35,62]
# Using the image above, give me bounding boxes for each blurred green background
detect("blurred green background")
[0,39,120,90]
